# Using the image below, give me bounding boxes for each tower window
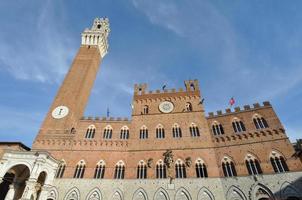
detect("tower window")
[97,24,101,29]
[140,126,148,139]
[222,157,237,177]
[120,126,129,139]
[186,102,193,112]
[172,123,182,138]
[212,122,224,136]
[56,161,66,178]
[270,151,289,173]
[137,160,147,179]
[156,124,165,139]
[114,161,125,179]
[175,159,186,178]
[143,105,149,114]
[253,115,269,129]
[94,160,105,179]
[73,160,86,179]
[85,125,96,139]
[190,123,200,137]
[245,154,262,175]
[195,159,208,178]
[156,160,167,179]
[103,125,113,139]
[232,118,246,133]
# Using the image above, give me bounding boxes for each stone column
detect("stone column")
[37,185,52,200]
[20,180,37,200]
[4,184,15,200]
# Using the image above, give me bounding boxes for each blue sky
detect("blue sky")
[0,0,302,146]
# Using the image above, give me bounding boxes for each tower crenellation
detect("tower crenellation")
[81,17,110,58]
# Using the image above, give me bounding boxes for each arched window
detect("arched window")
[114,160,125,179]
[253,114,269,129]
[195,159,208,178]
[94,160,105,179]
[245,154,262,175]
[85,125,96,139]
[73,160,85,178]
[186,102,193,112]
[140,125,148,139]
[55,160,66,178]
[222,157,237,177]
[190,123,200,137]
[172,123,182,138]
[120,126,129,139]
[270,151,289,173]
[156,124,165,139]
[156,160,167,179]
[143,105,149,114]
[175,159,186,178]
[232,118,246,133]
[103,125,112,139]
[137,160,147,179]
[212,121,224,136]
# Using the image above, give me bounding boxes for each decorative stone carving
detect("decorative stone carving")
[185,157,192,167]
[163,150,173,168]
[147,158,153,168]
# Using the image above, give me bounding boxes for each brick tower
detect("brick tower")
[32,18,110,149]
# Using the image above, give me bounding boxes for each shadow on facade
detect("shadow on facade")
[272,176,302,200]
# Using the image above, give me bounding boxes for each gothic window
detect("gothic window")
[85,125,96,139]
[253,114,269,129]
[156,160,167,179]
[55,160,66,178]
[175,159,186,178]
[114,161,125,179]
[222,157,237,177]
[140,125,148,139]
[270,151,289,173]
[190,123,200,137]
[103,125,112,139]
[156,124,165,139]
[137,160,147,179]
[186,102,193,112]
[120,126,129,139]
[94,160,105,179]
[245,154,262,175]
[212,121,224,136]
[232,118,246,133]
[143,105,149,114]
[195,159,208,178]
[73,160,85,178]
[172,123,182,138]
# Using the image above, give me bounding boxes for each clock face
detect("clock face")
[159,101,174,113]
[51,106,69,119]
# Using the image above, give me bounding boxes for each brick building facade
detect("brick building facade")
[0,18,302,200]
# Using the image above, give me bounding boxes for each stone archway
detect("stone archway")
[0,164,30,200]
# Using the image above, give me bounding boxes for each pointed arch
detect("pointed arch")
[251,184,275,200]
[140,125,148,139]
[120,126,129,139]
[211,121,224,136]
[253,113,269,129]
[103,125,113,139]
[137,160,147,179]
[245,153,262,175]
[175,187,192,200]
[232,117,246,133]
[156,124,165,139]
[133,188,148,200]
[172,123,182,138]
[269,150,289,173]
[112,189,123,200]
[94,160,106,179]
[189,122,200,137]
[221,156,237,177]
[85,124,96,139]
[195,158,208,178]
[73,160,86,178]
[47,188,59,200]
[154,187,169,200]
[226,186,247,200]
[56,159,66,178]
[156,159,167,179]
[114,160,125,179]
[280,182,300,200]
[64,187,80,200]
[175,159,186,178]
[86,188,102,200]
[197,187,215,200]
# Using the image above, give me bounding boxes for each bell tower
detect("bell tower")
[33,18,110,147]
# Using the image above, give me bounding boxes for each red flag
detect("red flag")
[229,97,235,106]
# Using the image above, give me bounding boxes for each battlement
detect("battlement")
[80,116,129,122]
[134,80,200,97]
[207,101,272,118]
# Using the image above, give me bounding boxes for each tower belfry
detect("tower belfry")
[33,18,110,147]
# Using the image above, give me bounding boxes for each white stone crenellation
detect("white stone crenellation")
[81,17,110,58]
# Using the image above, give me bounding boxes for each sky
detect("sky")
[0,0,302,147]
